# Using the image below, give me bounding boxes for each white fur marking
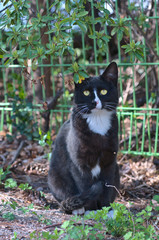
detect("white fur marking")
[72,207,85,215]
[91,164,101,178]
[83,109,112,136]
[94,90,102,109]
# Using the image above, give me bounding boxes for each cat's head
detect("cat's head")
[74,62,118,114]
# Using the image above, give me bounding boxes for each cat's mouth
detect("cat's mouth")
[91,100,102,111]
[91,108,101,112]
[91,102,117,112]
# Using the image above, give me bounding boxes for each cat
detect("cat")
[48,62,120,215]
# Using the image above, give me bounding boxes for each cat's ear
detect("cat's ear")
[74,78,88,89]
[74,82,80,89]
[101,62,118,87]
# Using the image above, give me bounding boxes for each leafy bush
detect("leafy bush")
[0,166,11,183]
[7,83,39,141]
[29,201,158,240]
[0,0,146,81]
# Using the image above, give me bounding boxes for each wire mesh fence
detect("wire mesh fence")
[0,0,159,156]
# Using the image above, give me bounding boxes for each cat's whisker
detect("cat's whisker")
[105,107,116,111]
[104,103,117,107]
[105,105,116,109]
[77,108,89,117]
[103,103,117,111]
[74,106,89,120]
[74,106,88,114]
[106,102,118,105]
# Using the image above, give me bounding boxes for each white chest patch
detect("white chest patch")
[91,164,101,178]
[83,109,112,136]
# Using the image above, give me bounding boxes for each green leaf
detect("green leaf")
[77,11,88,18]
[136,217,144,223]
[75,21,87,33]
[19,183,32,190]
[4,0,10,6]
[88,35,96,39]
[134,52,144,61]
[65,0,70,13]
[61,220,70,229]
[118,30,123,41]
[72,62,79,72]
[73,73,79,83]
[124,232,132,240]
[78,71,89,78]
[153,195,159,203]
[124,48,131,54]
[45,28,56,34]
[6,8,11,17]
[2,212,15,221]
[121,44,128,49]
[67,47,74,55]
[102,35,111,42]
[59,17,72,26]
[145,205,152,212]
[111,27,117,36]
[104,9,110,15]
[5,178,17,188]
[41,15,54,22]
[10,201,18,210]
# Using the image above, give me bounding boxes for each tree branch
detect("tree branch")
[126,8,159,61]
[41,89,64,133]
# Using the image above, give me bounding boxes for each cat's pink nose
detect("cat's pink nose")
[96,101,102,109]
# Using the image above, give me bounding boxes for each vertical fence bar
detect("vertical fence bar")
[122,113,127,151]
[117,111,121,143]
[0,109,4,131]
[154,114,159,154]
[128,113,133,152]
[141,114,146,153]
[91,0,98,75]
[143,24,152,154]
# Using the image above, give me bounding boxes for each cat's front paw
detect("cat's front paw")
[72,207,85,215]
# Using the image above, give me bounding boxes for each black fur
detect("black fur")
[48,62,120,214]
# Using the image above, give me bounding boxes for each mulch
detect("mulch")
[0,135,159,239]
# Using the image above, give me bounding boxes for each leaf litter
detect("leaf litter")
[0,134,158,239]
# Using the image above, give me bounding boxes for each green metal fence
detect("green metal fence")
[0,0,159,157]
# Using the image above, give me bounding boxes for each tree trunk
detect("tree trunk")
[27,0,52,102]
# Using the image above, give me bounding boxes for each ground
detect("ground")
[0,137,159,239]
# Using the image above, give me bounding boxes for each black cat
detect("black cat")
[48,62,120,215]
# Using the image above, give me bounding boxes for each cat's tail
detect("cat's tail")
[60,181,103,213]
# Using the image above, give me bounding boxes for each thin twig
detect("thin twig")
[105,183,122,199]
[7,140,25,167]
[43,222,63,229]
[126,8,159,61]
[41,89,64,133]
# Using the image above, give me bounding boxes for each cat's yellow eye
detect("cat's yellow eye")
[83,90,90,96]
[100,89,107,95]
